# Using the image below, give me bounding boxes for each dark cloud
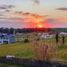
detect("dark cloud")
[5,10,11,12]
[0,5,15,10]
[34,0,40,4]
[15,11,48,19]
[15,11,30,15]
[56,7,67,11]
[23,12,48,18]
[0,5,15,15]
[15,11,23,14]
[32,0,40,5]
[23,12,31,15]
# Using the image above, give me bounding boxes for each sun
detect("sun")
[37,24,43,28]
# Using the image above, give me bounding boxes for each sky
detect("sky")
[0,0,67,28]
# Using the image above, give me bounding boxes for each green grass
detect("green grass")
[0,42,34,59]
[0,42,33,67]
[37,37,67,61]
[0,33,67,61]
[0,33,67,66]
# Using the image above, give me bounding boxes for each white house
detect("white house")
[59,32,67,36]
[40,33,55,39]
[0,34,16,44]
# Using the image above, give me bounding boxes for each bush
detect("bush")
[24,39,29,43]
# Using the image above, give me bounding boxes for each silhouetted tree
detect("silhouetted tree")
[0,28,4,33]
[9,28,15,34]
[3,28,9,33]
[62,35,65,44]
[55,32,59,43]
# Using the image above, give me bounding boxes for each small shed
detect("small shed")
[0,34,16,44]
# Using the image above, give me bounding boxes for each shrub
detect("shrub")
[24,39,29,43]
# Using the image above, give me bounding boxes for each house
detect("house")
[59,32,67,36]
[0,34,16,44]
[40,33,55,39]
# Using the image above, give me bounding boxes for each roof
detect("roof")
[0,34,15,39]
[59,32,67,35]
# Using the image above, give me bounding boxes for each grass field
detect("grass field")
[0,42,34,59]
[0,33,67,66]
[42,37,67,61]
[0,39,67,60]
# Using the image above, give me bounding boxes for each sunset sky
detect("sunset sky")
[0,0,67,28]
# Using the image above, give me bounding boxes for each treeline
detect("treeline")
[0,28,51,34]
[0,28,15,34]
[0,28,67,34]
[52,28,67,32]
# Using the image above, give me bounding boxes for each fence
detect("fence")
[32,33,67,62]
[0,33,67,66]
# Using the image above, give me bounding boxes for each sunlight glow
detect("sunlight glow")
[37,24,43,28]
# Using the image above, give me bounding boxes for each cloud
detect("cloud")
[0,17,24,20]
[15,11,47,19]
[31,0,40,5]
[5,10,11,12]
[56,7,67,11]
[46,18,67,24]
[0,20,26,28]
[0,10,48,28]
[15,11,23,14]
[0,14,4,16]
[46,18,58,23]
[14,11,48,27]
[45,18,67,28]
[0,5,15,10]
[33,0,40,4]
[58,18,67,22]
[0,5,15,18]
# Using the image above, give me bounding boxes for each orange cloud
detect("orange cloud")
[15,11,49,28]
[16,12,46,19]
[16,12,46,22]
[58,18,67,22]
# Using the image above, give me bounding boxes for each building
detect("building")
[40,33,55,39]
[0,34,16,44]
[59,32,67,36]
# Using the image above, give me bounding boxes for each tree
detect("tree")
[0,27,4,33]
[3,28,9,33]
[9,28,15,34]
[62,35,65,45]
[55,32,59,44]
